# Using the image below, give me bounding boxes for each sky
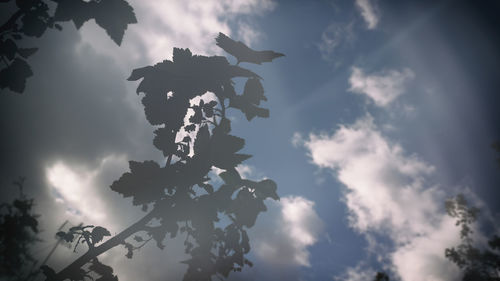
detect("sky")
[1,0,500,281]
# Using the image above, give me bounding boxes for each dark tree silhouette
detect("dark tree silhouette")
[373,272,390,281]
[0,0,136,94]
[0,178,40,281]
[40,33,283,281]
[444,194,500,281]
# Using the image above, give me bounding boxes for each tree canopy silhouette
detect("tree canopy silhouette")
[39,33,283,281]
[0,178,40,281]
[0,0,136,94]
[445,194,500,281]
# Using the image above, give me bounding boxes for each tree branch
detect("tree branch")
[52,208,158,281]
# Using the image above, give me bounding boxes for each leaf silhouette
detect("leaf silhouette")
[17,47,38,58]
[216,32,285,65]
[0,58,33,93]
[91,226,111,244]
[110,161,176,206]
[53,0,136,45]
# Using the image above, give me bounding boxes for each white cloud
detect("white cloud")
[335,263,375,281]
[299,116,462,280]
[252,196,323,267]
[46,154,128,229]
[349,67,415,107]
[78,0,276,66]
[354,0,380,29]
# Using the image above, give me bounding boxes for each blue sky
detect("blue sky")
[1,0,499,281]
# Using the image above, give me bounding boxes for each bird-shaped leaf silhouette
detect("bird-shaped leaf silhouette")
[53,0,136,45]
[0,58,33,93]
[216,32,284,65]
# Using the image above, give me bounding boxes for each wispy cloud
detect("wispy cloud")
[354,0,380,29]
[298,116,462,280]
[349,67,415,107]
[317,22,355,61]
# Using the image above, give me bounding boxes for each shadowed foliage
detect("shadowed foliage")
[38,33,283,281]
[373,272,390,281]
[0,178,40,281]
[0,0,136,94]
[445,194,500,281]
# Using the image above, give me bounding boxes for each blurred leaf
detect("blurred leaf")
[0,57,33,93]
[91,226,111,244]
[17,47,38,58]
[0,39,17,60]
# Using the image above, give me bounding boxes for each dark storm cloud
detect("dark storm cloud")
[0,20,158,270]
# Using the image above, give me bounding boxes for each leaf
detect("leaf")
[241,230,250,254]
[254,179,279,201]
[40,265,57,280]
[17,47,38,58]
[194,125,210,156]
[92,0,137,45]
[91,226,111,244]
[127,65,153,81]
[229,95,269,121]
[54,0,136,45]
[56,231,75,243]
[110,160,174,206]
[0,39,17,60]
[20,11,48,37]
[89,258,114,277]
[0,57,33,93]
[219,169,241,186]
[16,0,37,11]
[243,78,266,105]
[210,131,251,170]
[53,0,91,28]
[185,124,196,132]
[122,242,134,259]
